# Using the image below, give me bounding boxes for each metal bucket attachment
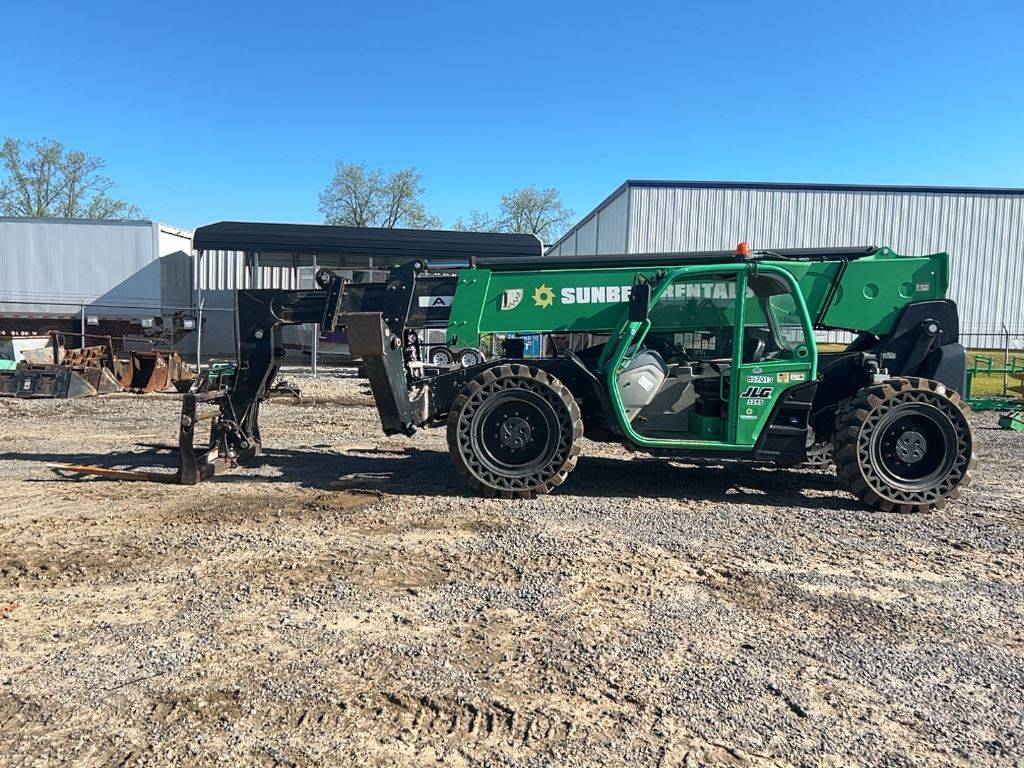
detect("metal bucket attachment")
[120,350,185,393]
[80,366,123,394]
[0,366,98,399]
[63,345,111,368]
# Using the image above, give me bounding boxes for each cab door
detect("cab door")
[602,263,816,452]
[732,269,817,446]
[601,265,747,450]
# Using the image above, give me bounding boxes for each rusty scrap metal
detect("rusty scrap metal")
[120,350,188,393]
[62,345,110,368]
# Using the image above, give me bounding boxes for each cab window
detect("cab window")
[645,273,738,363]
[744,274,807,361]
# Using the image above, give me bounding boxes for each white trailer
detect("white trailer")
[0,217,193,315]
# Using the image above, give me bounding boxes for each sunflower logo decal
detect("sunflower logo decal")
[532,284,555,308]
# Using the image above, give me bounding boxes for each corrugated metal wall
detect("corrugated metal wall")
[546,187,629,258]
[194,250,299,291]
[550,183,1024,334]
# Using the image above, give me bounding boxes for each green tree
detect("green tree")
[454,185,574,242]
[0,138,142,219]
[319,161,441,229]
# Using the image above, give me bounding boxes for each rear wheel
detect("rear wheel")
[457,347,486,367]
[833,377,974,513]
[803,441,834,469]
[447,364,583,499]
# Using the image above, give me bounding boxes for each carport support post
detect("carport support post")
[80,305,86,348]
[311,253,318,377]
[195,249,205,369]
[1003,324,1010,396]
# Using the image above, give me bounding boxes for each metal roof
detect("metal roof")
[619,179,1024,196]
[193,221,543,260]
[0,217,192,241]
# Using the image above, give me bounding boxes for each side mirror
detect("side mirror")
[628,283,651,323]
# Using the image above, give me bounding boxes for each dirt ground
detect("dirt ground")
[1,371,1022,767]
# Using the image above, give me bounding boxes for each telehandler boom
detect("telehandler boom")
[62,223,975,513]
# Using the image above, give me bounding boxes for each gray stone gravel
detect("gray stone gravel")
[0,370,1021,767]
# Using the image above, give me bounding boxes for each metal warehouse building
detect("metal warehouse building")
[548,181,1024,341]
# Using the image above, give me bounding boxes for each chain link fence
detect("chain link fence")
[0,300,238,368]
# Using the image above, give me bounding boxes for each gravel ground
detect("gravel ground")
[0,370,1022,767]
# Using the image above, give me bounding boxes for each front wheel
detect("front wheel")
[446,365,583,499]
[429,346,455,366]
[833,377,975,513]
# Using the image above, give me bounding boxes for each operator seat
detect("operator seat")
[615,349,669,421]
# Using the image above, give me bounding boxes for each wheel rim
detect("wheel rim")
[855,387,972,505]
[431,348,454,365]
[455,375,573,492]
[870,405,956,491]
[472,390,556,477]
[459,349,483,367]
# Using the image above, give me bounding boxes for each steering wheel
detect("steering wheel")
[644,333,690,364]
[744,328,772,363]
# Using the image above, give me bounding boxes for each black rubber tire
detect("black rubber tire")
[446,364,583,499]
[776,440,833,470]
[802,441,834,469]
[832,377,975,513]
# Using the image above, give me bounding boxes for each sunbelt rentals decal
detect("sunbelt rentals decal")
[501,281,746,310]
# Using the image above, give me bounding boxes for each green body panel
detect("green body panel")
[446,266,647,345]
[443,247,948,451]
[779,247,948,333]
[446,247,949,344]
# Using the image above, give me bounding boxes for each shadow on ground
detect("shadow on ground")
[1,442,857,511]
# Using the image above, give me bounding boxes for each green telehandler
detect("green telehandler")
[63,224,975,513]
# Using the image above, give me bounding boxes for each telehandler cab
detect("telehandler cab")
[62,223,975,513]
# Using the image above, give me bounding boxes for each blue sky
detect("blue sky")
[2,1,1021,234]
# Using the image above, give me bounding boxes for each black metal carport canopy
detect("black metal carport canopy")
[193,221,543,260]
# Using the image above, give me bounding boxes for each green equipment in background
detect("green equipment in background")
[998,411,1024,432]
[965,354,1024,410]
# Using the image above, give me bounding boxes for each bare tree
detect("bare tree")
[0,138,142,219]
[451,209,497,233]
[454,185,574,242]
[497,186,574,241]
[319,161,441,229]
